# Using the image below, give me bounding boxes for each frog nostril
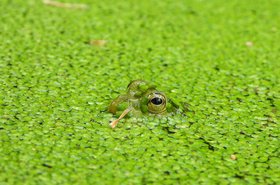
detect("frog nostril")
[151,97,163,105]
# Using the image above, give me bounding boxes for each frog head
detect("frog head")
[108,80,179,128]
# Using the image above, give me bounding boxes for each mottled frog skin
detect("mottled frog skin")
[108,80,179,128]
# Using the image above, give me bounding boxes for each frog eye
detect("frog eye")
[147,92,167,114]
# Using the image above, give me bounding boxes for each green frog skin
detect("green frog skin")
[108,80,179,128]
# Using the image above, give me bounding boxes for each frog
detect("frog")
[108,80,180,128]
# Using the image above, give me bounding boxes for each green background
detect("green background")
[0,0,279,184]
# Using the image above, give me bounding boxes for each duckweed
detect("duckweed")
[0,0,279,184]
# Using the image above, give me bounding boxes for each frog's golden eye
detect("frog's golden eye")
[147,92,167,114]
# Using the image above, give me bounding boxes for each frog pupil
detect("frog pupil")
[151,97,163,105]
